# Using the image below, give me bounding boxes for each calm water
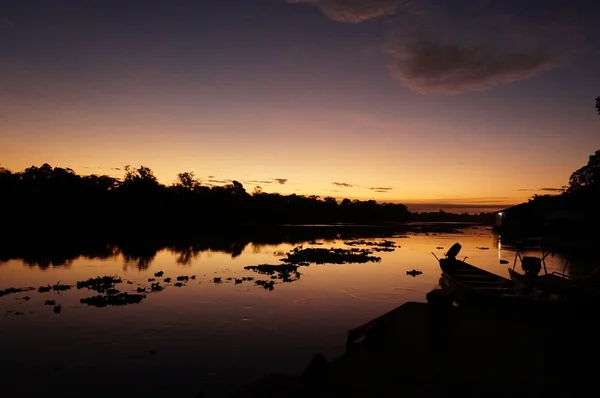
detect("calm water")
[0,227,580,397]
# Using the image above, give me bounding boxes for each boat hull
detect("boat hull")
[438,257,571,311]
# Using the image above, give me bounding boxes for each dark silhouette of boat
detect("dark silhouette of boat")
[436,243,571,310]
[506,238,600,298]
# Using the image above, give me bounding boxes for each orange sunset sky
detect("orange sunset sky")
[1,0,599,212]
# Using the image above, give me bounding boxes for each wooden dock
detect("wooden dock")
[228,289,600,397]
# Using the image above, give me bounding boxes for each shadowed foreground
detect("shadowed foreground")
[230,297,599,397]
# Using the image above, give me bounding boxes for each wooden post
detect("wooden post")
[426,288,453,350]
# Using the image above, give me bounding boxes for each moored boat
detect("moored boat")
[507,238,600,298]
[437,243,571,311]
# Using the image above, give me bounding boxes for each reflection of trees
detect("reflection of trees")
[1,243,118,270]
[120,242,158,271]
[0,225,442,271]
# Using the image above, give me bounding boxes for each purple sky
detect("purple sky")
[1,0,599,212]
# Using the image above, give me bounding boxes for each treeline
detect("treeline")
[497,148,600,238]
[0,164,491,237]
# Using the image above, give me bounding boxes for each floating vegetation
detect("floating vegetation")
[344,240,396,249]
[38,282,72,293]
[477,247,490,250]
[15,296,31,301]
[281,246,381,265]
[126,281,134,285]
[147,278,156,282]
[53,304,62,314]
[255,280,275,291]
[80,293,145,307]
[0,287,35,298]
[213,277,222,284]
[500,260,509,264]
[436,247,444,250]
[177,276,189,282]
[174,282,183,287]
[150,283,163,292]
[136,287,147,293]
[235,278,243,284]
[244,264,300,283]
[164,277,172,283]
[44,300,56,306]
[406,270,423,277]
[154,271,164,277]
[371,247,395,252]
[77,276,122,294]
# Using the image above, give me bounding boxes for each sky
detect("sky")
[1,0,599,212]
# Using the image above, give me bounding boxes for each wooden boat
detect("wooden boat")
[437,243,570,311]
[506,238,600,297]
[507,268,574,295]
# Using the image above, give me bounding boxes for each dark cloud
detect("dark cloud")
[406,202,509,212]
[208,179,231,184]
[111,167,122,171]
[247,180,273,185]
[291,0,593,93]
[517,187,565,192]
[208,176,215,179]
[332,182,354,188]
[287,0,407,23]
[369,187,393,191]
[273,178,288,185]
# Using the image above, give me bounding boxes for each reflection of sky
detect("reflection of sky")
[1,1,599,212]
[1,228,594,396]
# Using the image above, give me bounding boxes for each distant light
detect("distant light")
[498,212,503,216]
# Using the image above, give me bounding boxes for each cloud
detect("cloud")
[405,202,509,213]
[208,179,232,184]
[290,0,592,93]
[111,167,122,171]
[247,180,273,185]
[208,176,215,179]
[287,0,407,23]
[517,187,565,192]
[332,182,354,188]
[273,178,288,185]
[369,187,393,191]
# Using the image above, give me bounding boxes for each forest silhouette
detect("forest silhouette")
[0,164,493,240]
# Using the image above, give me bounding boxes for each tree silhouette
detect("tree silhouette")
[596,96,600,115]
[0,162,494,239]
[568,150,600,194]
[174,172,200,191]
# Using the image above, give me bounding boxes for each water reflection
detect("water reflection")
[1,227,599,398]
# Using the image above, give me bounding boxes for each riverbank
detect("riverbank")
[228,290,600,397]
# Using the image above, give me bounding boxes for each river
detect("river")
[0,225,584,398]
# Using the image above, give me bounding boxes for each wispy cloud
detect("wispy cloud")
[111,167,122,171]
[247,179,273,185]
[289,0,592,93]
[273,178,288,185]
[517,187,565,192]
[332,182,354,188]
[287,0,406,23]
[369,187,393,192]
[208,179,232,184]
